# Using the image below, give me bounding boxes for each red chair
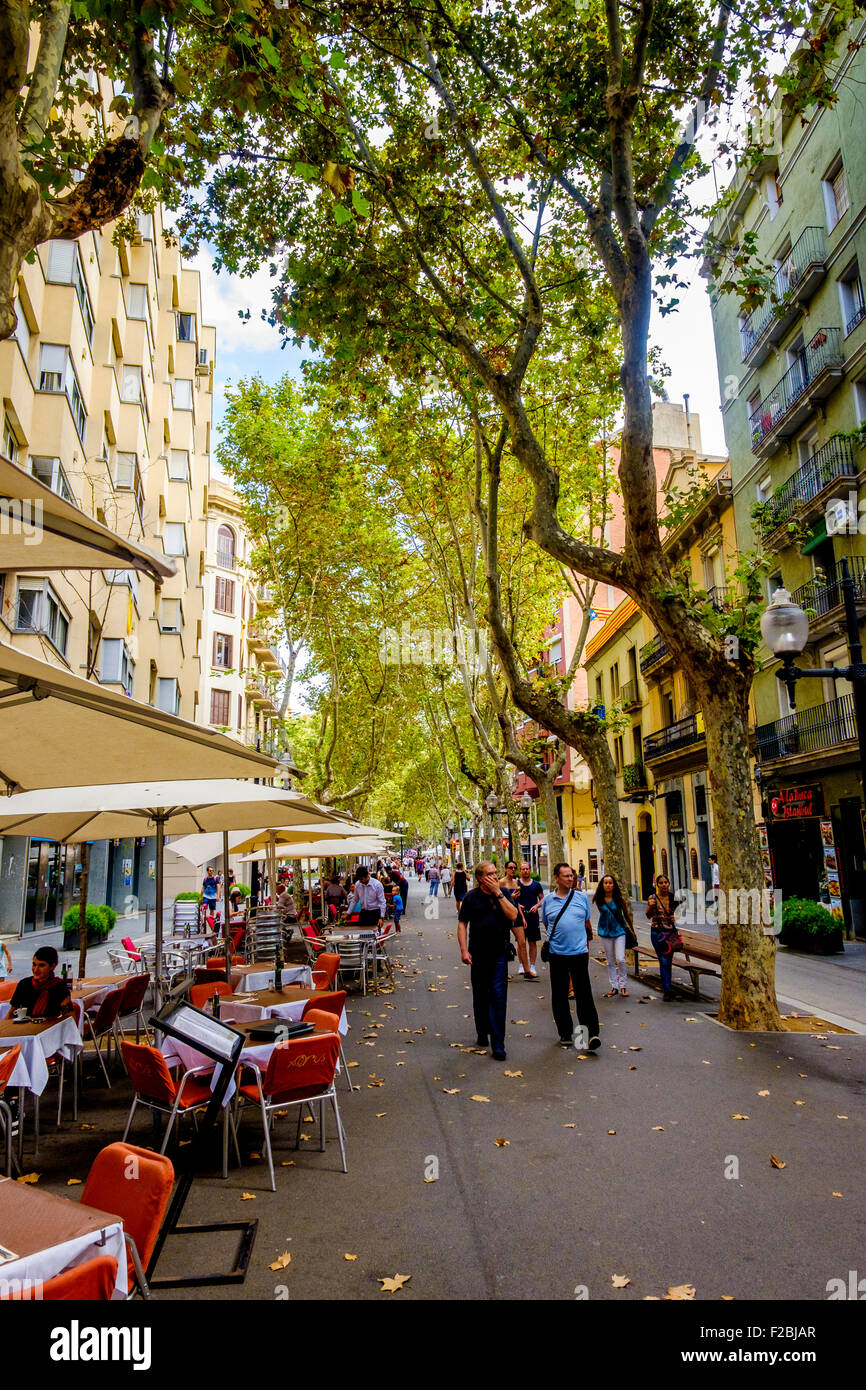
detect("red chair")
[120,1041,224,1157]
[194,967,228,987]
[230,928,246,953]
[189,981,232,1010]
[80,986,126,1088]
[234,1033,346,1190]
[302,990,351,1092]
[121,936,142,967]
[81,1142,175,1299]
[0,1043,22,1176]
[0,980,17,1003]
[0,1254,118,1301]
[314,952,341,991]
[116,972,151,1048]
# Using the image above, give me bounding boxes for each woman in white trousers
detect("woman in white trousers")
[593,874,634,997]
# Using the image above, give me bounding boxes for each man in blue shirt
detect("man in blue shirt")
[540,862,601,1051]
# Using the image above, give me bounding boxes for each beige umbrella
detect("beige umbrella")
[0,640,277,792]
[0,454,175,582]
[240,836,394,920]
[0,781,340,1000]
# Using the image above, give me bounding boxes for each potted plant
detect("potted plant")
[62,903,117,949]
[778,897,844,954]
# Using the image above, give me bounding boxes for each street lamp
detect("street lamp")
[520,790,533,871]
[760,564,866,788]
[393,820,408,859]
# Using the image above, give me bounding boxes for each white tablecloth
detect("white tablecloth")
[220,997,348,1035]
[0,1018,83,1096]
[160,1028,340,1105]
[0,1184,127,1298]
[231,966,311,992]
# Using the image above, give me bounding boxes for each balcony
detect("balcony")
[739,227,827,367]
[755,693,856,763]
[847,302,866,337]
[622,761,648,794]
[639,634,672,677]
[244,671,277,709]
[706,585,728,612]
[749,329,844,457]
[619,679,642,710]
[790,556,866,635]
[644,714,706,764]
[758,435,859,545]
[215,547,236,571]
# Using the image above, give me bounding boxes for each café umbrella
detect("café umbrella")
[237,836,394,919]
[0,781,341,1000]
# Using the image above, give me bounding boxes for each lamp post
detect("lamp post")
[393,820,408,860]
[520,790,533,872]
[760,566,866,791]
[485,791,513,862]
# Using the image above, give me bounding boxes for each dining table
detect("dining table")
[0,1176,127,1298]
[218,986,348,1035]
[230,962,312,992]
[0,1014,83,1162]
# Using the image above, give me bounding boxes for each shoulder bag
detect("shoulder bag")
[540,889,575,963]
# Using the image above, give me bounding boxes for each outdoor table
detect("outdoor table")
[0,1176,127,1298]
[219,986,348,1035]
[0,1015,83,1163]
[230,962,311,992]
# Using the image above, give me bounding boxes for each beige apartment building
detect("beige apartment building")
[0,200,216,935]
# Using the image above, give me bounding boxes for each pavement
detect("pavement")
[12,890,866,1302]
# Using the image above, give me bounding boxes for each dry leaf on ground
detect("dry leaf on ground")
[280,1161,295,1167]
[611,1274,631,1288]
[344,1254,357,1261]
[731,1114,749,1120]
[504,1070,523,1077]
[666,1284,696,1300]
[495,1138,510,1147]
[442,1088,460,1094]
[241,1192,256,1200]
[17,1173,39,1184]
[832,1192,843,1198]
[66,1178,82,1186]
[608,1130,616,1135]
[378,1274,412,1292]
[563,1123,577,1129]
[652,1126,664,1131]
[471,1095,490,1103]
[628,1046,642,1052]
[770,1154,786,1169]
[269,1252,291,1270]
[375,1112,387,1118]
[758,1090,770,1097]
[794,1100,805,1106]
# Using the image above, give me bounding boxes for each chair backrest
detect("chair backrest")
[118,973,150,1014]
[42,1254,119,1301]
[189,981,232,1009]
[0,980,17,1003]
[336,941,367,969]
[193,968,226,987]
[302,1009,338,1033]
[120,1041,179,1106]
[0,1043,22,1090]
[315,952,340,989]
[81,1142,175,1279]
[230,928,246,953]
[121,936,141,961]
[262,1032,340,1097]
[301,989,346,1025]
[107,949,132,974]
[89,986,126,1035]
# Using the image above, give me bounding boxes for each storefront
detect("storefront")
[764,776,866,938]
[23,839,83,933]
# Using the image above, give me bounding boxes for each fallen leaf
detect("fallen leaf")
[241,1192,256,1200]
[770,1154,786,1169]
[375,1112,387,1118]
[494,1138,510,1147]
[470,1095,490,1103]
[504,1069,523,1078]
[758,1090,770,1097]
[249,1152,261,1160]
[442,1088,460,1094]
[651,1126,664,1131]
[368,1082,385,1088]
[346,1061,359,1068]
[611,1274,631,1288]
[344,1254,357,1261]
[666,1284,696,1300]
[731,1114,749,1121]
[837,1115,849,1119]
[798,1073,808,1078]
[269,1252,292,1270]
[563,1123,577,1129]
[643,1296,661,1300]
[608,1130,616,1135]
[17,1173,39,1184]
[378,1274,412,1293]
[80,1123,95,1131]
[832,1192,843,1198]
[423,1177,437,1184]
[280,1161,295,1167]
[721,1295,735,1301]
[628,1046,642,1052]
[702,1060,711,1065]
[66,1178,82,1186]
[628,1065,637,1071]
[512,1020,529,1025]
[684,1017,698,1023]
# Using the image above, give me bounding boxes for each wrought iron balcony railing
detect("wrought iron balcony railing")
[644,714,705,762]
[790,555,866,623]
[758,434,858,536]
[639,634,670,675]
[739,227,827,360]
[622,761,648,792]
[749,328,843,450]
[755,693,856,762]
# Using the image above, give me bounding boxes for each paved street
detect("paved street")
[19,891,865,1302]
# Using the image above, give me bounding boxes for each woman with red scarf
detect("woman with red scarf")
[10,947,72,1019]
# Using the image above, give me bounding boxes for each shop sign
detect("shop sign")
[768,784,825,821]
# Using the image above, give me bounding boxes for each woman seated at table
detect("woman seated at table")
[10,946,72,1019]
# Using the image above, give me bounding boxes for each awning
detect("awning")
[801,518,828,555]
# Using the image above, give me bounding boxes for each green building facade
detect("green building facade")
[706,16,866,936]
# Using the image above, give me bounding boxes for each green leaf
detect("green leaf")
[333,203,353,226]
[294,162,320,182]
[260,36,280,69]
[351,190,371,217]
[329,50,348,70]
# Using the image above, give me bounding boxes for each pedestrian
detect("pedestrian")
[499,860,531,976]
[392,888,404,929]
[390,866,409,930]
[514,862,544,978]
[540,862,601,1052]
[0,938,12,981]
[457,860,522,1061]
[453,862,468,911]
[594,874,634,998]
[347,865,386,929]
[708,854,720,910]
[202,866,219,923]
[427,861,441,897]
[646,874,682,1001]
[577,860,586,890]
[440,862,453,896]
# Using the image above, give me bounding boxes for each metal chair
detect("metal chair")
[107,948,139,974]
[335,939,370,996]
[0,1044,22,1176]
[172,899,202,936]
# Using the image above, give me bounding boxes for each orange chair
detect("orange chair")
[193,967,228,987]
[0,980,16,1003]
[234,1033,346,1191]
[80,986,126,1087]
[301,990,350,1092]
[189,981,232,1010]
[0,1254,119,1301]
[81,1142,175,1299]
[116,971,151,1048]
[314,952,340,991]
[120,1041,219,1155]
[0,1043,22,1176]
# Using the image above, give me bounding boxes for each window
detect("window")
[38,344,86,438]
[120,365,142,404]
[855,375,866,425]
[237,694,243,731]
[15,579,69,656]
[46,241,93,342]
[797,430,819,468]
[823,159,850,232]
[100,638,135,696]
[763,171,783,218]
[216,525,236,569]
[136,212,153,242]
[159,598,182,632]
[168,449,189,483]
[173,379,193,410]
[610,661,620,699]
[163,522,187,558]
[839,261,865,336]
[214,576,235,614]
[210,689,230,726]
[2,418,19,465]
[107,568,139,607]
[213,632,233,668]
[126,283,149,320]
[31,456,74,503]
[176,312,195,342]
[768,571,784,601]
[13,304,30,359]
[198,347,208,367]
[156,677,179,715]
[115,452,144,518]
[594,674,604,708]
[547,637,562,667]
[614,735,624,772]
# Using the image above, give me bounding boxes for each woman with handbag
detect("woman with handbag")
[646,874,682,1001]
[593,874,636,997]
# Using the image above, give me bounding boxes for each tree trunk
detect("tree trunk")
[535,774,565,875]
[292,858,305,916]
[471,815,480,866]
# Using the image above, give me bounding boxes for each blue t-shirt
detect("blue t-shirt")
[540,889,592,955]
[203,875,218,900]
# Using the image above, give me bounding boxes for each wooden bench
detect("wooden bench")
[630,929,722,999]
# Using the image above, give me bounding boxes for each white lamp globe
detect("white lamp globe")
[760,587,810,657]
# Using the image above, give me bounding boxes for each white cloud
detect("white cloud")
[191,250,284,355]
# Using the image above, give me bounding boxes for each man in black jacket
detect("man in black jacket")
[457,861,521,1061]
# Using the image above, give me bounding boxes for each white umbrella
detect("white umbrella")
[0,781,342,999]
[0,453,175,581]
[0,640,277,792]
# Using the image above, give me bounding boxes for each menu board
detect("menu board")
[820,820,844,921]
[151,1002,244,1062]
[756,823,774,889]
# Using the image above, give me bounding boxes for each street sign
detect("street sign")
[768,784,825,821]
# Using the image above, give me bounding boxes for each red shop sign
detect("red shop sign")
[768,784,825,821]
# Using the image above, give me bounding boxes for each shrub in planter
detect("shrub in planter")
[175,891,202,903]
[232,883,251,899]
[779,897,844,954]
[62,903,115,947]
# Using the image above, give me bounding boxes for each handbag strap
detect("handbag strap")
[546,888,575,947]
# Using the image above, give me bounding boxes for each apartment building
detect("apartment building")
[201,478,287,758]
[0,195,215,933]
[706,16,866,934]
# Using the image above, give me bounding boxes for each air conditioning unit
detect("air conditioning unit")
[196,349,209,376]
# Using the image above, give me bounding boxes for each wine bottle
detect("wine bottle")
[274,937,283,991]
[212,992,220,1019]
